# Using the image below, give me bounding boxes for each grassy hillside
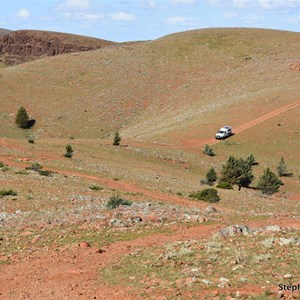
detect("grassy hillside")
[0,28,299,143]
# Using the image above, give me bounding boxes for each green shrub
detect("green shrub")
[107,195,132,209]
[0,162,5,168]
[27,137,35,144]
[206,167,217,185]
[113,131,121,146]
[15,170,29,175]
[38,170,53,177]
[90,185,103,191]
[203,144,215,156]
[64,145,73,158]
[216,182,233,189]
[189,188,220,203]
[0,189,17,197]
[26,162,43,172]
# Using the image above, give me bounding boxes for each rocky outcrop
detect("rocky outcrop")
[0,30,116,66]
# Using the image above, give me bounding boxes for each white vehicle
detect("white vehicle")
[215,126,232,140]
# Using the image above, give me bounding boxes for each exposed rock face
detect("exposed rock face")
[0,30,116,66]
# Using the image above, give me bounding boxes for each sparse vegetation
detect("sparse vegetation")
[89,185,103,191]
[113,131,121,146]
[0,189,17,197]
[38,170,54,177]
[64,145,73,158]
[26,162,43,172]
[203,144,215,156]
[106,195,132,209]
[257,168,282,195]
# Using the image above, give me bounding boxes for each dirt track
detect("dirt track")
[182,99,300,149]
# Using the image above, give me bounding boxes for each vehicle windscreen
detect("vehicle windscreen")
[218,131,224,134]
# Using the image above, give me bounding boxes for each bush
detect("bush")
[113,131,121,146]
[28,137,35,144]
[203,144,215,156]
[189,188,220,203]
[38,170,53,177]
[257,168,282,195]
[0,189,17,197]
[206,167,217,185]
[89,185,103,191]
[15,107,30,129]
[277,157,293,177]
[26,162,43,172]
[107,195,132,209]
[64,145,73,158]
[217,181,233,189]
[0,162,5,168]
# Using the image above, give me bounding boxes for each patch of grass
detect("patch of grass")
[89,185,103,191]
[38,169,54,177]
[15,170,29,175]
[0,189,17,197]
[216,182,233,189]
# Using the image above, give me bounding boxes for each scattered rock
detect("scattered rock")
[218,277,230,288]
[283,274,293,279]
[79,242,90,248]
[205,206,218,213]
[279,237,298,246]
[219,225,254,236]
[265,225,282,232]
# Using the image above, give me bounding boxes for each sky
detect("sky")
[1,0,300,42]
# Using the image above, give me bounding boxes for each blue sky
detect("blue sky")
[1,0,300,42]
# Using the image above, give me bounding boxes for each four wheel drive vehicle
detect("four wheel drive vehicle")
[215,126,232,140]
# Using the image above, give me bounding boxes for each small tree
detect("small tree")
[113,131,121,146]
[277,157,287,177]
[220,155,254,190]
[203,144,215,156]
[64,145,73,158]
[206,167,217,185]
[15,107,30,128]
[257,168,282,195]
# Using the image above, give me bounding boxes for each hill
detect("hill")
[0,29,117,66]
[0,28,11,36]
[0,28,299,141]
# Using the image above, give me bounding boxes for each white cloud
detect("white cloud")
[208,0,296,10]
[58,0,91,10]
[112,12,136,21]
[17,9,30,20]
[142,0,158,8]
[242,13,264,23]
[63,12,102,21]
[171,0,195,4]
[165,16,187,25]
[223,11,239,18]
[257,0,296,9]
